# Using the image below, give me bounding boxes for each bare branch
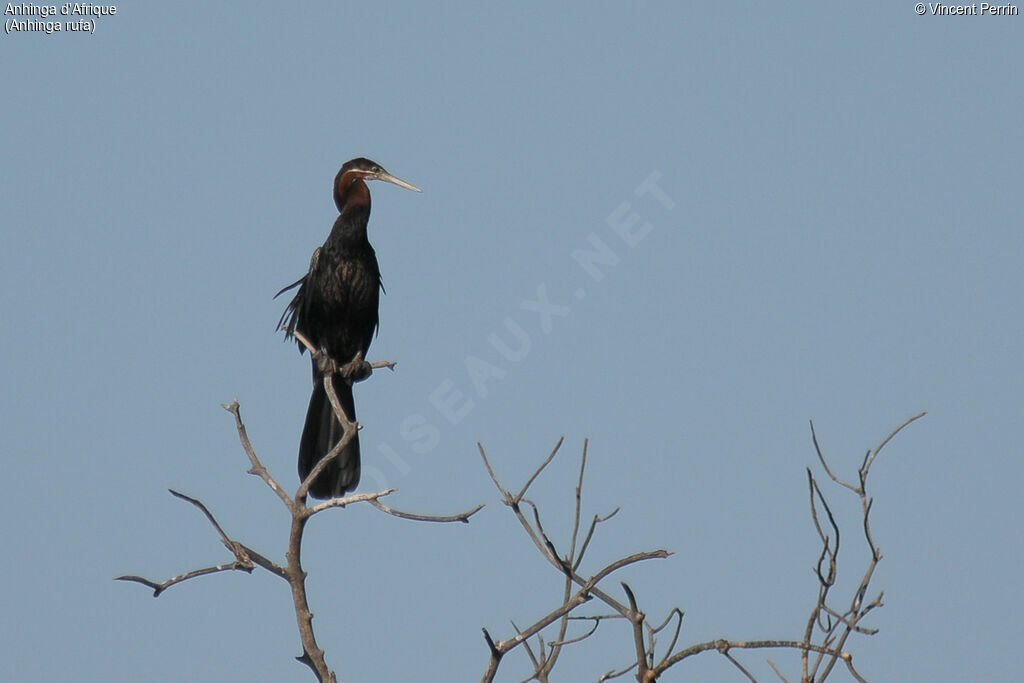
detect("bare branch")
[369,498,484,523]
[222,400,293,510]
[479,416,922,682]
[648,607,682,636]
[621,583,649,679]
[812,473,840,592]
[805,413,924,683]
[545,440,590,677]
[478,443,561,567]
[653,608,684,670]
[167,489,286,579]
[289,328,317,355]
[809,419,858,493]
[116,561,253,597]
[497,591,593,657]
[575,507,620,572]
[479,438,675,681]
[844,651,869,683]
[515,436,565,502]
[523,498,566,571]
[167,489,235,548]
[126,383,481,683]
[522,553,667,649]
[479,443,513,500]
[598,661,638,682]
[481,628,503,682]
[289,328,395,375]
[548,617,601,647]
[481,551,669,681]
[721,649,757,682]
[656,639,851,674]
[766,657,789,683]
[569,613,624,622]
[510,621,542,677]
[114,489,286,595]
[863,411,926,477]
[306,488,396,516]
[568,438,589,564]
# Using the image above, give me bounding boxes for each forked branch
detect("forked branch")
[120,367,481,682]
[478,414,924,682]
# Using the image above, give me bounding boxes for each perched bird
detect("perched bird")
[277,158,420,499]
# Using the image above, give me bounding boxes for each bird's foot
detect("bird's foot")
[340,353,373,383]
[313,348,341,376]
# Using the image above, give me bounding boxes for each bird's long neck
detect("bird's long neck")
[328,176,372,246]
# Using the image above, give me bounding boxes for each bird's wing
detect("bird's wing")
[275,247,321,299]
[276,247,321,339]
[274,275,305,299]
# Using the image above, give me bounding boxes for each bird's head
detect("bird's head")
[337,157,421,192]
[333,158,420,213]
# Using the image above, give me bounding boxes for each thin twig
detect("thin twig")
[478,439,671,682]
[568,439,588,564]
[721,649,757,682]
[844,651,869,683]
[511,621,542,675]
[124,384,482,683]
[598,662,637,682]
[515,436,565,502]
[575,508,619,570]
[864,411,926,476]
[164,490,286,576]
[621,583,649,679]
[481,628,503,682]
[656,639,850,674]
[766,657,789,683]
[654,608,684,670]
[114,489,288,596]
[544,441,590,674]
[809,419,857,493]
[547,617,601,647]
[306,488,396,516]
[116,562,253,597]
[223,400,293,510]
[369,498,484,523]
[168,489,235,547]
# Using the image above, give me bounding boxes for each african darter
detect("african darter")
[277,158,420,498]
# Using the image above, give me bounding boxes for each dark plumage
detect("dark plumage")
[277,158,420,498]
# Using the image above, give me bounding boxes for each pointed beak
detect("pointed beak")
[375,170,422,193]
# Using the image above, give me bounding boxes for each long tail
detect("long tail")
[298,376,360,499]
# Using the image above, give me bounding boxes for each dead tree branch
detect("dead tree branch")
[478,414,924,682]
[119,357,482,683]
[477,439,670,682]
[368,498,484,522]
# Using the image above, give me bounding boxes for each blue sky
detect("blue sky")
[2,3,1021,681]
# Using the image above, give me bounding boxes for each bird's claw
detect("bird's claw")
[340,358,373,383]
[313,349,372,382]
[314,348,341,376]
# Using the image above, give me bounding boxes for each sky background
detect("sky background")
[2,3,1021,681]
